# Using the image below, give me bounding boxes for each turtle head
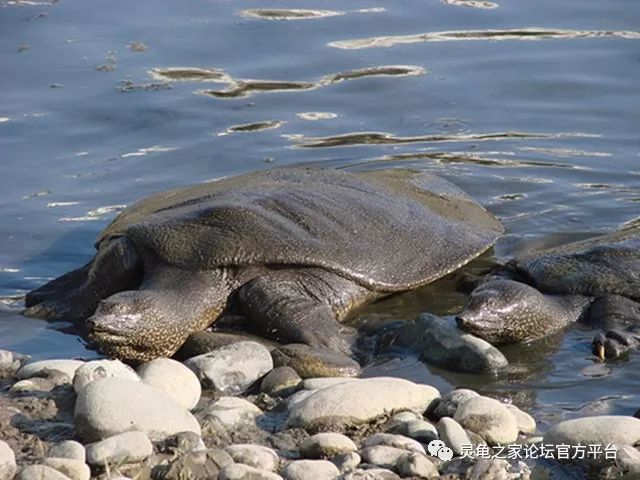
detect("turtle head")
[86,290,190,362]
[456,278,553,344]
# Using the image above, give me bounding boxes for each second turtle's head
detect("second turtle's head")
[456,278,554,344]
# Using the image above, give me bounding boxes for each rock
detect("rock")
[176,331,278,360]
[16,359,84,383]
[506,405,536,434]
[161,448,233,480]
[159,432,206,453]
[437,417,470,456]
[48,441,85,462]
[396,452,438,479]
[394,314,508,372]
[0,350,29,378]
[85,431,153,466]
[544,416,640,452]
[287,390,317,411]
[225,444,279,471]
[433,389,479,419]
[302,378,357,391]
[387,411,422,427]
[332,452,361,472]
[137,358,201,410]
[16,465,72,480]
[359,446,406,469]
[340,468,400,480]
[74,377,200,442]
[283,460,340,480]
[272,344,361,378]
[616,444,640,474]
[260,366,301,397]
[453,396,518,445]
[362,433,425,455]
[185,341,273,394]
[42,458,90,480]
[301,433,358,458]
[220,464,283,480]
[10,377,57,393]
[402,420,438,443]
[287,377,439,430]
[0,441,16,480]
[72,360,140,393]
[466,458,510,480]
[205,396,263,429]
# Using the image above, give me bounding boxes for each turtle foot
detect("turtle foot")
[592,329,640,360]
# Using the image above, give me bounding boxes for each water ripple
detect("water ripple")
[443,0,498,9]
[238,9,345,20]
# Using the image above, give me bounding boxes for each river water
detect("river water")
[1,0,639,434]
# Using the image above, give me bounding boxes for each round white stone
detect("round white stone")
[73,359,140,393]
[453,396,518,445]
[283,460,340,480]
[137,358,201,410]
[17,359,84,383]
[85,431,153,466]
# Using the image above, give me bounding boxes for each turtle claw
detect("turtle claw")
[591,329,640,360]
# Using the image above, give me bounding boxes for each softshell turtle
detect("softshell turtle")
[456,226,640,358]
[25,167,502,362]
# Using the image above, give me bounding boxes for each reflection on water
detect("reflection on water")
[1,0,640,428]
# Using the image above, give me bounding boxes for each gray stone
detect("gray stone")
[42,458,90,480]
[220,464,283,480]
[16,359,84,383]
[260,366,301,397]
[72,360,140,393]
[10,378,57,393]
[137,358,201,410]
[359,446,406,469]
[396,452,438,479]
[403,420,438,443]
[287,390,317,411]
[339,468,400,480]
[287,377,439,430]
[362,433,425,455]
[160,431,206,453]
[85,431,152,467]
[0,440,16,480]
[301,433,357,459]
[433,389,479,419]
[185,341,273,394]
[544,416,640,456]
[332,452,361,472]
[16,465,71,480]
[506,405,536,435]
[48,441,85,462]
[393,314,508,373]
[453,396,518,445]
[74,377,200,442]
[466,458,510,480]
[0,350,29,378]
[302,378,357,391]
[283,460,340,480]
[225,444,279,471]
[615,444,640,474]
[437,417,470,456]
[205,396,263,429]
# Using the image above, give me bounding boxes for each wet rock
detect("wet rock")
[0,350,29,378]
[302,377,357,390]
[362,433,425,454]
[506,404,536,434]
[287,377,439,430]
[402,420,438,443]
[85,431,153,466]
[220,464,283,480]
[272,344,361,378]
[42,458,89,480]
[466,458,510,480]
[301,433,357,458]
[392,314,508,373]
[205,396,263,428]
[260,366,301,397]
[332,452,361,472]
[544,416,640,454]
[283,460,340,480]
[433,389,479,419]
[185,341,273,394]
[72,359,140,393]
[340,468,400,480]
[74,377,200,442]
[137,358,201,410]
[48,441,85,462]
[453,396,518,445]
[437,417,470,456]
[395,452,438,479]
[0,440,16,480]
[225,444,279,471]
[16,465,71,480]
[360,446,406,469]
[17,359,84,383]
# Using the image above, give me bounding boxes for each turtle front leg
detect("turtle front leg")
[237,269,376,355]
[24,236,143,321]
[584,295,640,360]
